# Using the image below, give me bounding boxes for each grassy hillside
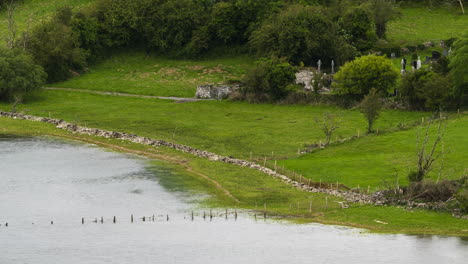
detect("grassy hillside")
[387,7,468,45]
[1,90,428,159]
[280,114,468,189]
[52,52,255,98]
[0,0,94,44]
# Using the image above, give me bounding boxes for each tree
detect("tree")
[449,32,468,108]
[5,0,16,49]
[359,88,383,133]
[333,55,399,96]
[0,48,46,101]
[315,112,341,146]
[409,122,445,182]
[249,4,354,66]
[367,0,400,39]
[338,7,377,51]
[400,69,452,111]
[26,7,88,82]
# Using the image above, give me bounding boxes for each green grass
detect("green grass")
[1,90,428,160]
[52,51,255,98]
[388,7,468,45]
[0,0,94,44]
[280,115,468,190]
[1,116,467,236]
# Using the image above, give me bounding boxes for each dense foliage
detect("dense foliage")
[449,32,468,108]
[17,0,399,84]
[333,55,399,96]
[249,5,355,66]
[241,57,296,102]
[400,69,452,111]
[0,48,46,100]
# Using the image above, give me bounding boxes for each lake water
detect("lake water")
[0,137,467,264]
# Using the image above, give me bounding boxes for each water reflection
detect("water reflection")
[0,137,466,264]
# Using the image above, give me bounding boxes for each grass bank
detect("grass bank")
[1,117,467,236]
[387,7,468,45]
[52,52,255,98]
[280,114,468,190]
[1,89,428,160]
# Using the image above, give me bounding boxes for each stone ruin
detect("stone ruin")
[195,84,241,100]
[196,70,332,99]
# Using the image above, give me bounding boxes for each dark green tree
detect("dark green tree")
[0,48,46,101]
[249,4,354,66]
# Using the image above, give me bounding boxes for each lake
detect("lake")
[0,137,466,264]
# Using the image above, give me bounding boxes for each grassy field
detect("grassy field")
[1,90,428,160]
[2,117,467,236]
[280,114,468,190]
[0,0,94,43]
[387,7,468,45]
[52,52,255,98]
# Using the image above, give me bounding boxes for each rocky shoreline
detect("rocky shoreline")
[1,111,464,216]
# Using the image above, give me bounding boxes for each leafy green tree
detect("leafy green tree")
[249,4,354,66]
[338,7,377,51]
[400,69,452,111]
[449,32,468,108]
[242,57,296,101]
[0,48,46,101]
[359,88,383,133]
[333,55,398,96]
[26,7,88,82]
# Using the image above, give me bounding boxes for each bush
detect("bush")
[249,5,354,66]
[0,48,46,101]
[400,69,452,110]
[241,57,297,102]
[333,55,399,96]
[405,180,462,203]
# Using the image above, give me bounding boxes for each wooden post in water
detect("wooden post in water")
[51,221,54,225]
[235,209,238,221]
[203,211,206,220]
[82,218,84,224]
[225,209,228,220]
[5,223,8,227]
[101,216,103,224]
[113,216,116,224]
[167,214,169,221]
[152,215,155,222]
[210,209,213,220]
[131,214,134,223]
[142,216,145,222]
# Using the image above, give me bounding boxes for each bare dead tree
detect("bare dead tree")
[411,121,446,182]
[6,0,17,49]
[458,0,465,14]
[315,112,341,146]
[11,94,22,113]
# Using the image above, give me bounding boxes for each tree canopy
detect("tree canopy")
[333,55,399,96]
[0,48,46,100]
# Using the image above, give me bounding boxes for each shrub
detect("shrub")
[338,7,377,51]
[359,88,383,133]
[0,48,46,101]
[241,57,296,102]
[333,55,399,96]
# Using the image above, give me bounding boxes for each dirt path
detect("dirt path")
[45,87,211,102]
